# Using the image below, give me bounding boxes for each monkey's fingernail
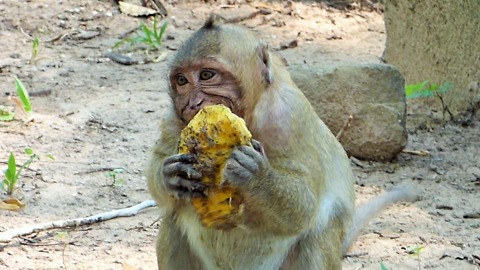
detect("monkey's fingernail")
[187,170,201,179]
[252,140,262,152]
[194,184,206,192]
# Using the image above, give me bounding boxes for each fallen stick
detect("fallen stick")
[336,115,353,140]
[0,200,157,243]
[401,149,430,156]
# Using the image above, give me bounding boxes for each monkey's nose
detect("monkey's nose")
[190,99,204,110]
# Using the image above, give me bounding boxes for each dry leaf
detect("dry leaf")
[119,2,158,17]
[0,198,25,211]
[122,261,138,270]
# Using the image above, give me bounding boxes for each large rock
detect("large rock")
[384,0,480,118]
[288,63,406,161]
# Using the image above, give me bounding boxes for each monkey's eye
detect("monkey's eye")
[176,75,188,86]
[199,70,215,80]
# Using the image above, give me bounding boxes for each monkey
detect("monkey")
[147,14,419,270]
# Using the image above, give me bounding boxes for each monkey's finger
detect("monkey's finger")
[164,154,196,165]
[163,163,202,180]
[237,145,266,168]
[232,148,259,173]
[180,178,207,192]
[225,157,254,183]
[171,188,206,200]
[165,177,207,194]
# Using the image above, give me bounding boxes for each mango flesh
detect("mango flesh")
[178,105,252,229]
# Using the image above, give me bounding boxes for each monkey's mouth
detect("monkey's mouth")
[183,99,235,123]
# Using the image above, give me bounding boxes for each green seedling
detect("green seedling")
[405,80,452,99]
[29,36,40,65]
[1,148,53,195]
[2,153,18,195]
[407,245,425,270]
[0,106,15,121]
[54,231,69,240]
[106,168,126,187]
[405,81,454,121]
[380,262,389,270]
[8,76,34,122]
[114,16,168,50]
[2,148,35,195]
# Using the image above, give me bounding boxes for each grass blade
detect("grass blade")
[30,36,40,64]
[157,21,168,43]
[140,22,153,42]
[153,16,159,37]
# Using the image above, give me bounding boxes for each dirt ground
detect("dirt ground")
[0,1,479,270]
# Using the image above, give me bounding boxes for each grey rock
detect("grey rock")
[288,63,407,161]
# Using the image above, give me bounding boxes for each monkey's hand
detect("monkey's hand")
[162,153,207,200]
[223,140,269,186]
[186,140,268,230]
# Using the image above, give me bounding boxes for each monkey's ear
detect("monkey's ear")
[204,14,226,28]
[258,44,274,85]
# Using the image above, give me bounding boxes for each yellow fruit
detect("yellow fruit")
[178,105,252,229]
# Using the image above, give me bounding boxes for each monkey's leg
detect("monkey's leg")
[156,213,202,270]
[281,218,344,270]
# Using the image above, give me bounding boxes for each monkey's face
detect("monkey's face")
[170,59,241,123]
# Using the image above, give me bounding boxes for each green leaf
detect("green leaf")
[5,153,17,182]
[406,81,453,99]
[405,80,431,99]
[32,37,39,51]
[130,36,146,45]
[25,147,34,155]
[46,154,55,160]
[32,37,39,57]
[437,81,453,94]
[0,107,14,121]
[113,39,127,48]
[54,231,68,239]
[380,262,389,270]
[407,245,425,256]
[14,77,32,113]
[113,168,125,174]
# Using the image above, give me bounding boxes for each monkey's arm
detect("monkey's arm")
[147,140,176,209]
[147,110,188,210]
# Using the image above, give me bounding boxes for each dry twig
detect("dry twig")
[336,115,353,140]
[0,200,157,242]
[401,149,430,156]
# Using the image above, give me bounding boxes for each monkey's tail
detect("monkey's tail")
[341,184,421,256]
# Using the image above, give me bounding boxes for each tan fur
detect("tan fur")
[147,15,418,270]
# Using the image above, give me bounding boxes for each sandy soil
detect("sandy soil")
[0,1,479,270]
